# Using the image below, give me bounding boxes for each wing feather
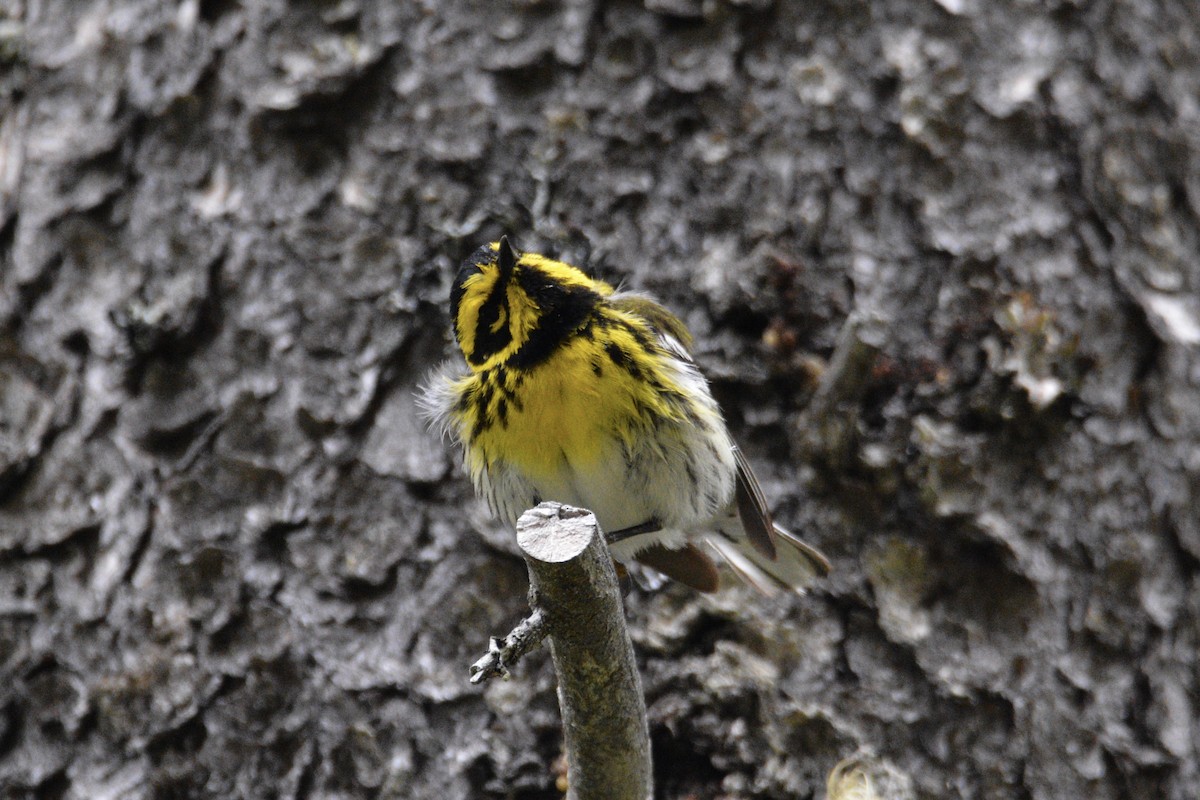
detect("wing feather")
[774,523,832,576]
[635,543,721,593]
[608,292,694,353]
[608,290,832,590]
[733,445,778,559]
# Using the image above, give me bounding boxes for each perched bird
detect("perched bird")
[422,237,830,594]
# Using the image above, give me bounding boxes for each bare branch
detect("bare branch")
[516,502,653,800]
[468,608,547,684]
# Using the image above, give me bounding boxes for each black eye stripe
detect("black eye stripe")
[469,283,513,365]
[479,295,501,325]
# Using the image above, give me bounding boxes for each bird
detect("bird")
[421,237,830,594]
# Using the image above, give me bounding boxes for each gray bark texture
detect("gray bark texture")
[0,0,1198,799]
[517,503,652,800]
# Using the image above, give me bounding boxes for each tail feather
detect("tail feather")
[634,543,721,593]
[705,522,830,597]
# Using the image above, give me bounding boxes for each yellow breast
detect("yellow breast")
[451,307,718,500]
[475,339,627,482]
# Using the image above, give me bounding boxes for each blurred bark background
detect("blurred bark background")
[2,0,1199,798]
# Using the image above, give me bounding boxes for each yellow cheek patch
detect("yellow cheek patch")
[490,304,507,333]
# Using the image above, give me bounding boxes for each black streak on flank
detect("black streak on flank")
[499,369,523,407]
[494,369,525,412]
[476,381,494,425]
[626,324,654,353]
[605,342,642,379]
[608,316,657,356]
[684,461,698,488]
[507,385,524,413]
[470,407,487,440]
[631,397,654,424]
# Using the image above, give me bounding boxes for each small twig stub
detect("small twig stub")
[468,608,548,684]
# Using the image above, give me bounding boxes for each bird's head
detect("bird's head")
[450,237,612,371]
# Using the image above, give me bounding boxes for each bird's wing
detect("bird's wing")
[612,292,779,561]
[732,444,779,559]
[607,292,694,353]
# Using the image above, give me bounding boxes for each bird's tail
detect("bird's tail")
[705,522,831,597]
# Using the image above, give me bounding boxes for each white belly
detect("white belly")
[527,419,737,560]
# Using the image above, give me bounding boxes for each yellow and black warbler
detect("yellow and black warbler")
[422,237,830,594]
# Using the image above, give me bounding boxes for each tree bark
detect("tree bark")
[1,1,1198,798]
